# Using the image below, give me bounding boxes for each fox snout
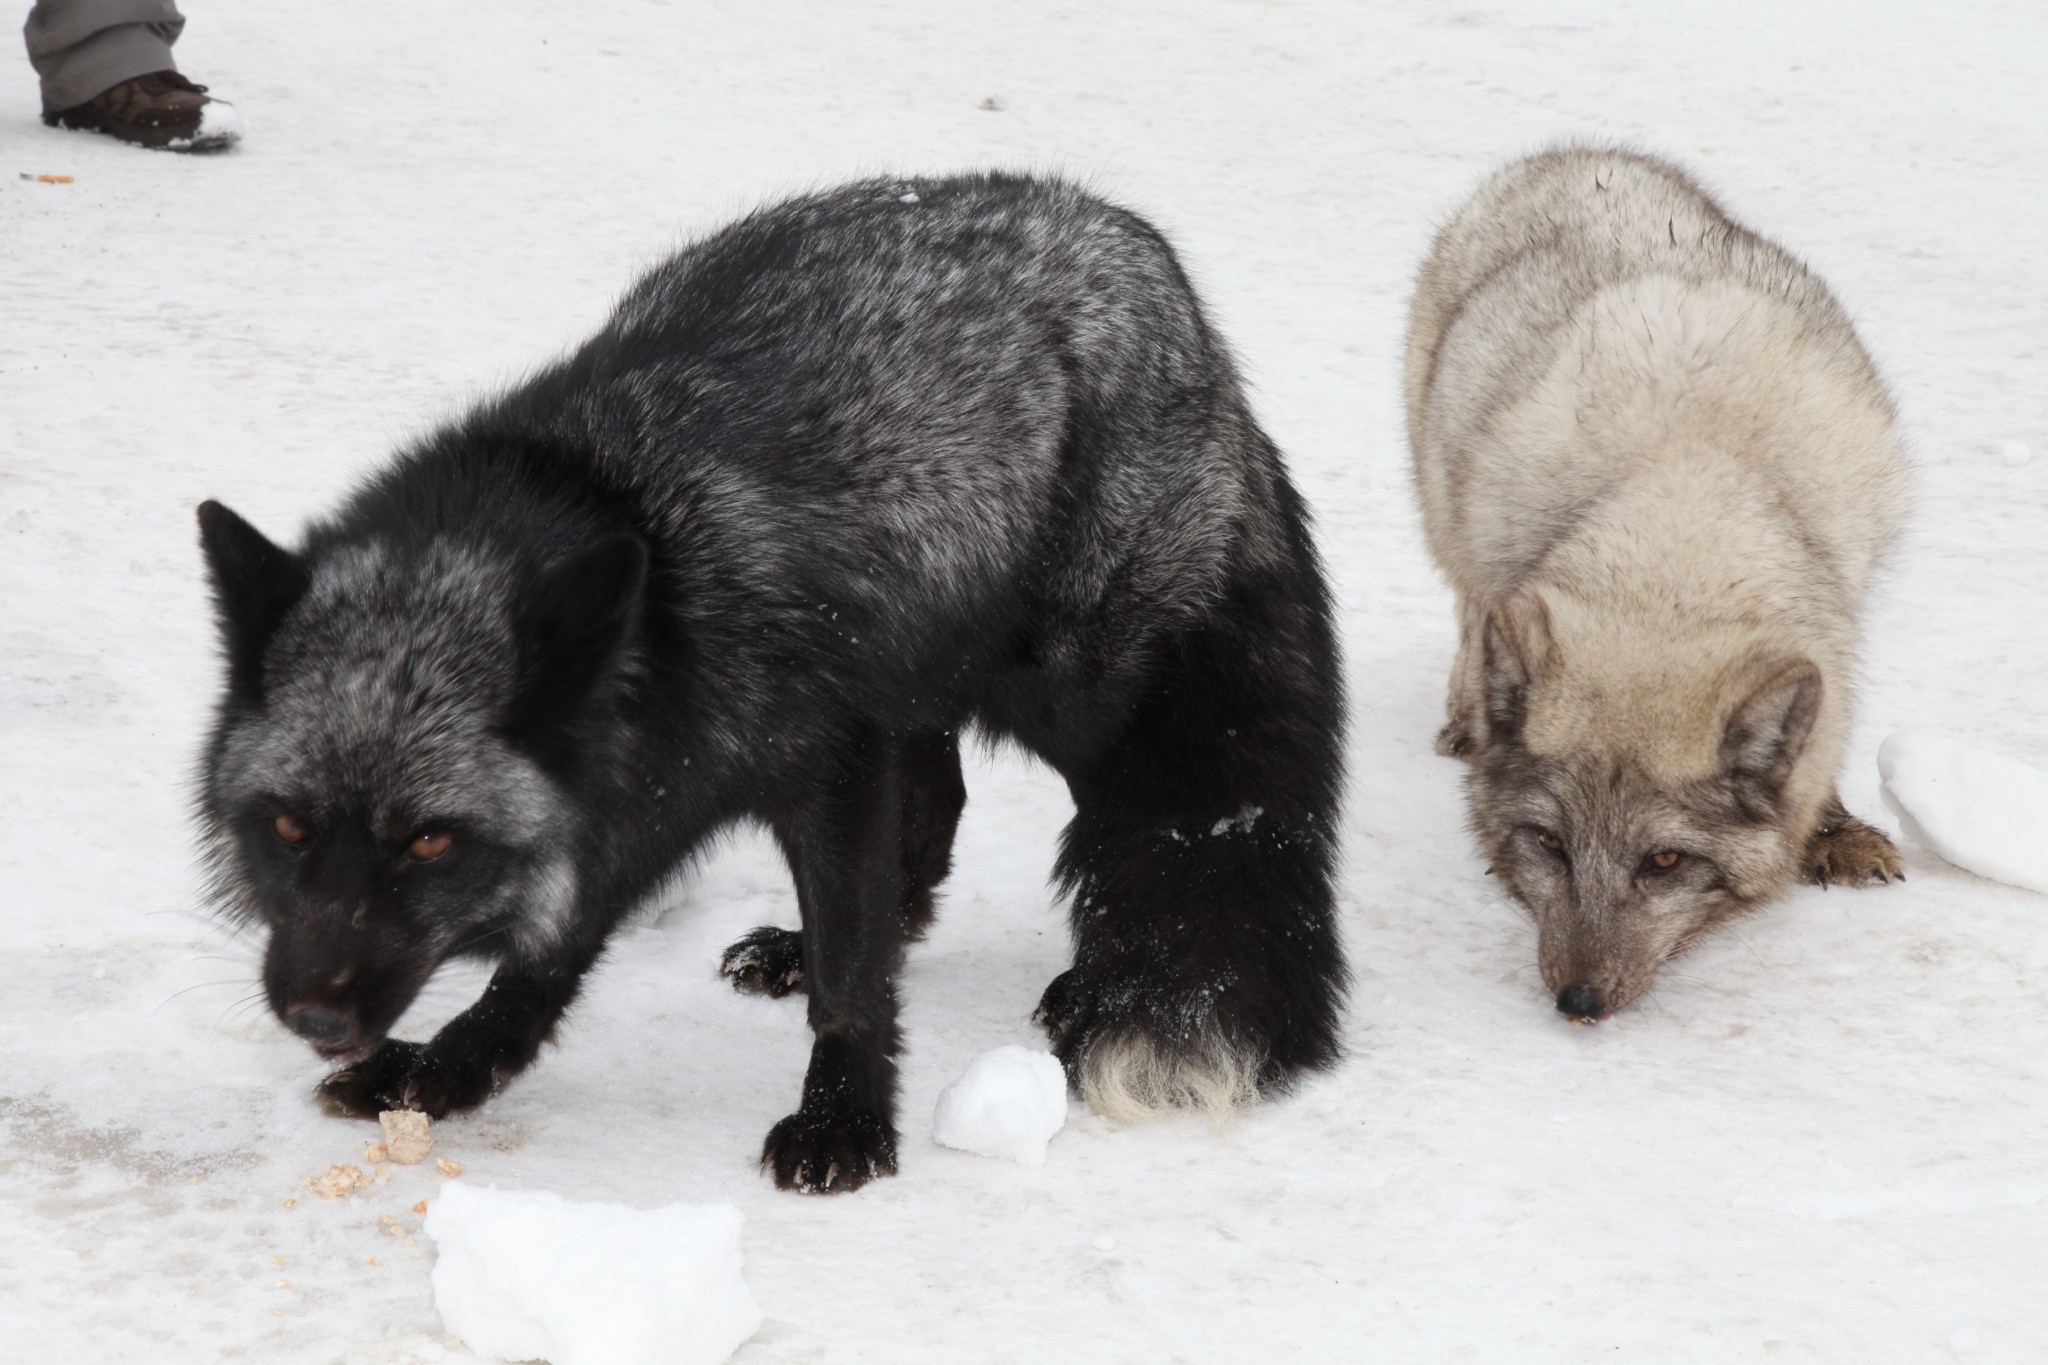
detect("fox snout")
[1554,982,1611,1024]
[264,928,423,1062]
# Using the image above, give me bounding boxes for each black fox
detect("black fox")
[196,172,1347,1193]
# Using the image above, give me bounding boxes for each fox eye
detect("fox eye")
[408,832,454,862]
[273,814,310,845]
[1645,849,1684,873]
[1536,829,1563,853]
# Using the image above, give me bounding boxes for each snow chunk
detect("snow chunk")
[1878,730,2048,895]
[932,1046,1068,1166]
[168,97,244,151]
[422,1183,761,1365]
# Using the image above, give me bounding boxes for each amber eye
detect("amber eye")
[273,814,310,845]
[1537,830,1563,853]
[1648,849,1683,872]
[408,832,453,862]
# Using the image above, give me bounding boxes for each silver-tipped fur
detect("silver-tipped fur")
[1077,1029,1262,1124]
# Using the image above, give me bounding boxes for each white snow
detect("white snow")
[4,1,2048,1361]
[422,1183,761,1365]
[169,95,244,151]
[931,1045,1068,1166]
[1879,731,2048,896]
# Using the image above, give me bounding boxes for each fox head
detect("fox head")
[193,500,645,1063]
[1467,591,1826,1022]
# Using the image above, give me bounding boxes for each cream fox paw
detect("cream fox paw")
[1807,817,1904,888]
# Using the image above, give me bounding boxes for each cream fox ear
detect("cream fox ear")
[1720,657,1822,815]
[1481,591,1555,743]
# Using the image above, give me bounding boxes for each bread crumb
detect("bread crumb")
[274,1279,290,1289]
[434,1157,464,1178]
[366,1256,380,1266]
[272,1256,284,1266]
[404,1236,416,1248]
[377,1214,395,1226]
[281,1198,297,1210]
[411,1200,428,1216]
[297,1176,314,1188]
[187,1174,202,1184]
[311,1164,365,1199]
[274,1309,284,1318]
[364,1142,388,1164]
[378,1110,433,1164]
[375,1166,394,1181]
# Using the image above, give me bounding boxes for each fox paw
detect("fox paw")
[761,1110,897,1194]
[1434,718,1478,759]
[316,1039,495,1119]
[720,926,806,997]
[1807,817,1904,889]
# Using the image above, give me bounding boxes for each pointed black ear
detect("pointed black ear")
[1720,657,1822,817]
[510,533,649,732]
[197,500,309,704]
[1481,591,1555,745]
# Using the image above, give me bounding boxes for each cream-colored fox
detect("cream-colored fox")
[1406,145,1907,1023]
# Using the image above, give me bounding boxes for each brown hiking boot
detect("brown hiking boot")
[43,69,243,152]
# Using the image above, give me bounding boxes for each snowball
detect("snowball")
[1878,730,2048,895]
[932,1046,1069,1167]
[422,1183,761,1365]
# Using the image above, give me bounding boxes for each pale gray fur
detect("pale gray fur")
[1406,144,1908,1016]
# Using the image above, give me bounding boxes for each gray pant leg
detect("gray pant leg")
[24,0,185,112]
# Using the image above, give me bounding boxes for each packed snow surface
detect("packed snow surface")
[4,1,2047,1361]
[1879,731,2048,896]
[931,1046,1069,1166]
[422,1183,762,1365]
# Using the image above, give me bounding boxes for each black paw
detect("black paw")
[761,1110,898,1194]
[720,926,806,998]
[315,1039,495,1120]
[1033,968,1085,1051]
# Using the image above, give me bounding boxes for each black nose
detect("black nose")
[286,1005,351,1045]
[1556,984,1607,1023]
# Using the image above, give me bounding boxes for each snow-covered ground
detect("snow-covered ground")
[3,2,2045,1360]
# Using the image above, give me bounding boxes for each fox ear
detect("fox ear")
[1481,591,1555,744]
[1720,657,1822,816]
[510,533,649,732]
[197,500,309,703]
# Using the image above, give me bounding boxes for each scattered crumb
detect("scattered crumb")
[297,1176,314,1188]
[379,1110,433,1164]
[275,1279,290,1289]
[366,1256,380,1266]
[979,95,1006,111]
[378,1214,396,1226]
[274,1309,284,1318]
[404,1236,416,1248]
[411,1200,429,1216]
[364,1142,388,1164]
[375,1166,394,1181]
[281,1198,297,1210]
[435,1157,464,1178]
[312,1164,366,1200]
[187,1174,202,1185]
[272,1256,284,1266]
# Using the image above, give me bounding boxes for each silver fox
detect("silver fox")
[1406,145,1907,1022]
